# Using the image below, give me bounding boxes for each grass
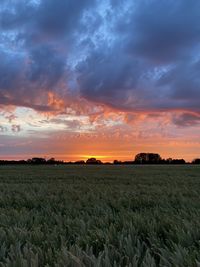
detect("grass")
[0,165,200,266]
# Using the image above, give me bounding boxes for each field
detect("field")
[0,165,200,266]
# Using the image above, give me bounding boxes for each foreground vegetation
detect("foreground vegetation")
[0,165,200,266]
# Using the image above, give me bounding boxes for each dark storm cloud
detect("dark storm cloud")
[0,0,200,125]
[0,1,34,30]
[125,0,200,63]
[0,46,66,110]
[77,0,200,117]
[28,44,66,88]
[0,51,24,91]
[36,0,93,37]
[77,46,142,108]
[156,59,200,112]
[0,0,95,110]
[0,0,92,36]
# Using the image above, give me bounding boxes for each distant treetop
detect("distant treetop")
[135,153,162,164]
[86,158,102,164]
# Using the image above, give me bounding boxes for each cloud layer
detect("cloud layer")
[1,0,200,161]
[0,0,200,117]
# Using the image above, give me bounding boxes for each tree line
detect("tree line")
[0,153,200,165]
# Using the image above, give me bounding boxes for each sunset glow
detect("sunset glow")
[0,0,200,162]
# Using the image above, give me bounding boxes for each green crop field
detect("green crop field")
[0,165,200,266]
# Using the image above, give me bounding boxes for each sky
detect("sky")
[0,0,200,162]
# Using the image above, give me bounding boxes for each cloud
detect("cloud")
[76,0,200,117]
[5,114,17,123]
[0,0,95,111]
[0,50,24,93]
[0,0,200,128]
[157,60,200,112]
[76,45,142,109]
[124,0,200,63]
[0,125,7,132]
[0,0,93,37]
[11,124,21,132]
[173,112,200,127]
[27,44,66,88]
[49,118,81,130]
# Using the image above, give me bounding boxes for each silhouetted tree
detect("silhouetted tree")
[135,153,162,164]
[113,160,122,164]
[46,158,55,164]
[29,158,46,164]
[74,160,85,164]
[170,159,186,164]
[192,158,200,164]
[166,158,173,164]
[86,158,102,164]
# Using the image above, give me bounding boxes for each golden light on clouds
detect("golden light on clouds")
[1,106,200,162]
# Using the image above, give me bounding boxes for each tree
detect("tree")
[47,158,56,164]
[29,158,46,164]
[135,153,162,164]
[192,158,200,164]
[171,159,186,164]
[74,160,85,164]
[113,160,122,164]
[86,158,102,164]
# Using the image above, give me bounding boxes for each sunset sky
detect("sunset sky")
[0,0,200,162]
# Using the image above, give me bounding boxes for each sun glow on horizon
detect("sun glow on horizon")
[81,155,108,160]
